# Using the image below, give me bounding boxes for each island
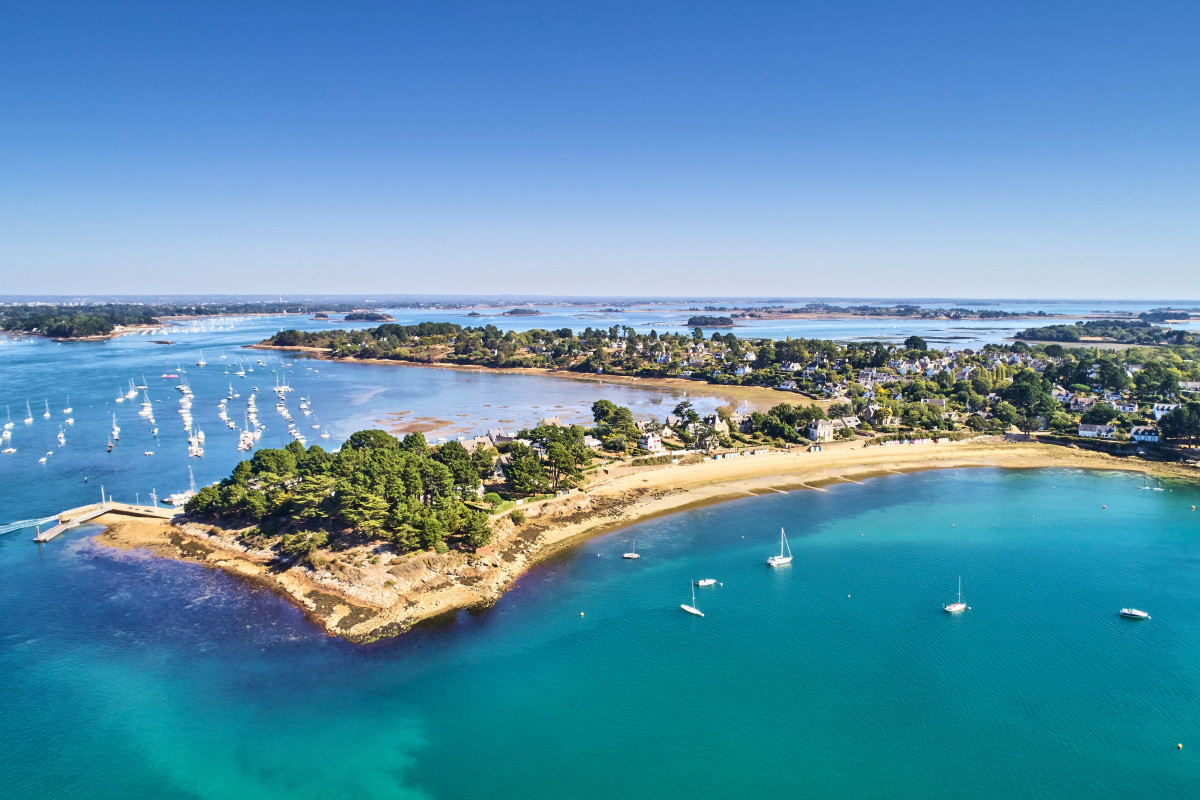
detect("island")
[344,311,395,322]
[503,308,542,316]
[687,315,735,327]
[0,301,390,339]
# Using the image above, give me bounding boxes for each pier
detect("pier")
[33,501,181,542]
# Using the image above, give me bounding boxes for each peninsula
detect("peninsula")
[95,436,1198,642]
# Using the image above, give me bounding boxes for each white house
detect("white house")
[1114,401,1138,414]
[638,432,663,452]
[778,380,798,391]
[1077,423,1116,439]
[1130,426,1159,443]
[807,419,835,443]
[734,365,752,377]
[1152,403,1180,421]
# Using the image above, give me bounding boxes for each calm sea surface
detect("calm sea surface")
[2,305,1199,798]
[2,468,1198,798]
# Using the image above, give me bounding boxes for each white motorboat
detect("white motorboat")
[1120,608,1150,620]
[944,576,967,613]
[766,527,793,566]
[696,579,717,587]
[681,583,704,617]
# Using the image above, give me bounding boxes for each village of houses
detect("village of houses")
[441,335,1200,489]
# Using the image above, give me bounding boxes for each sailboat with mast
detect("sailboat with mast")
[766,528,793,566]
[62,395,72,414]
[623,541,640,559]
[196,350,207,367]
[42,399,50,419]
[681,582,704,617]
[23,401,33,424]
[4,407,12,430]
[943,576,967,613]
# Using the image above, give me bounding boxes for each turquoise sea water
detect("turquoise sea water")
[3,467,1199,798]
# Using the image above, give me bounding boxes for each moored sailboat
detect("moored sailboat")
[943,576,967,613]
[766,527,792,566]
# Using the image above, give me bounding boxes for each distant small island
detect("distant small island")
[344,311,394,322]
[503,308,542,316]
[687,315,735,327]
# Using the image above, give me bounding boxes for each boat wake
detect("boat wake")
[0,516,58,537]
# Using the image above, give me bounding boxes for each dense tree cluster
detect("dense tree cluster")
[1016,319,1195,345]
[185,432,496,556]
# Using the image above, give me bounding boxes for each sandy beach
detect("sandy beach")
[92,438,1200,643]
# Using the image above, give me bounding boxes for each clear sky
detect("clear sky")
[2,1,1198,298]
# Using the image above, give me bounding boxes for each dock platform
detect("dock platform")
[34,502,181,542]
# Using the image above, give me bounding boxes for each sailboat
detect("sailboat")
[623,541,640,559]
[196,350,207,367]
[62,395,72,414]
[23,401,33,425]
[766,528,793,566]
[4,407,12,430]
[943,576,967,613]
[42,399,50,419]
[681,582,704,617]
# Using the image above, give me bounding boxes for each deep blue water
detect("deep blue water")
[3,468,1199,798]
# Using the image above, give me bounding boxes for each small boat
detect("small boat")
[944,576,967,613]
[23,401,33,424]
[196,350,207,367]
[56,427,65,446]
[4,407,12,430]
[767,528,793,566]
[144,451,155,457]
[38,456,46,463]
[623,541,640,559]
[2,447,16,454]
[62,396,72,414]
[696,579,717,587]
[1120,608,1150,620]
[64,417,73,425]
[42,400,50,419]
[681,583,704,617]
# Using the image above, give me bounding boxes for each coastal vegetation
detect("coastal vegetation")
[261,319,1200,449]
[0,301,386,339]
[686,315,735,327]
[184,431,496,560]
[344,311,394,321]
[1016,319,1196,345]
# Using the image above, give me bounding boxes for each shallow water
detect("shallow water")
[3,467,1198,799]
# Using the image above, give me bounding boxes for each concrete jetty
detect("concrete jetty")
[34,501,181,542]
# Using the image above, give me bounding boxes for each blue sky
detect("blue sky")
[1,1,1198,297]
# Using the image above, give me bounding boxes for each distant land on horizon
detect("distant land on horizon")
[3,294,1200,308]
